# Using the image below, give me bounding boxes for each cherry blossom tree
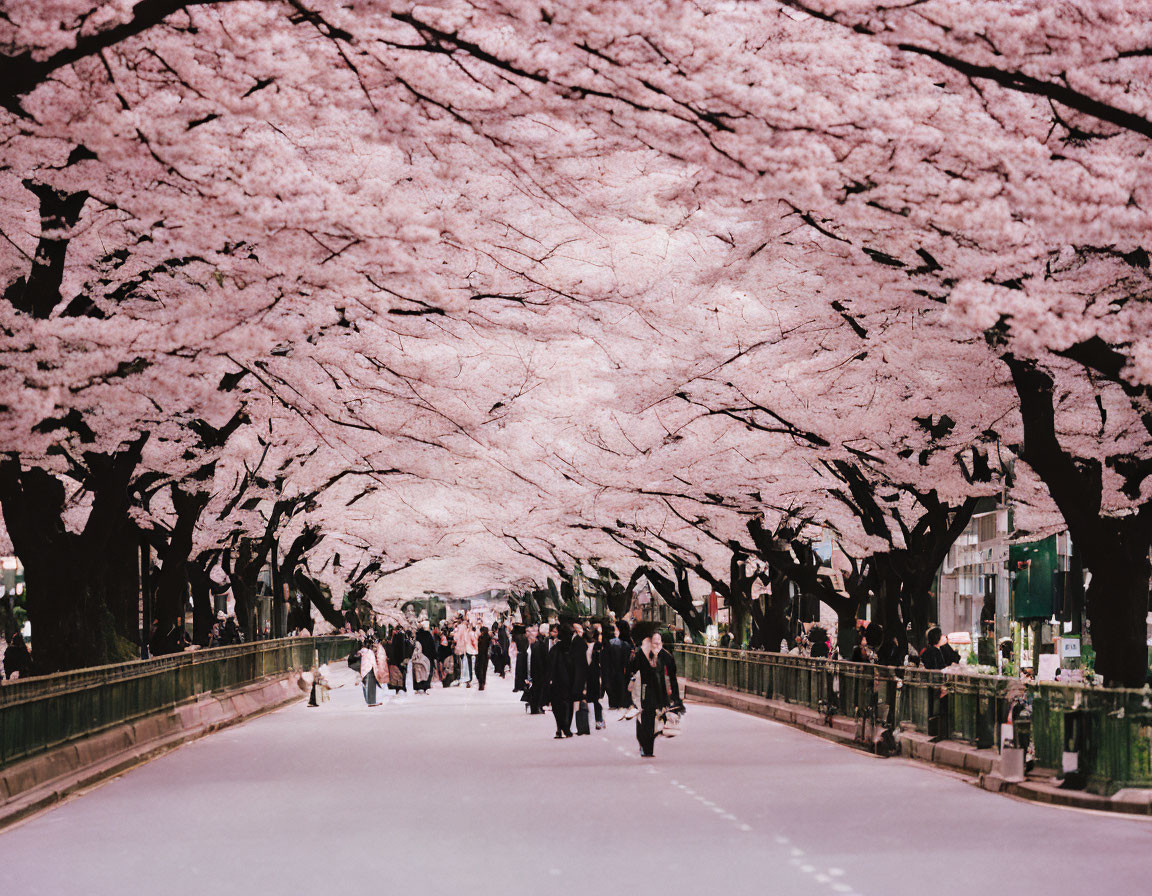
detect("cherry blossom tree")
[2,0,1150,682]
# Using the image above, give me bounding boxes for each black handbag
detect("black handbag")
[575,701,590,735]
[347,650,361,672]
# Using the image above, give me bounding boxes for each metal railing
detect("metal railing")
[0,636,356,767]
[675,645,1152,794]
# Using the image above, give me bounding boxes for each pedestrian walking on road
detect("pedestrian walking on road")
[513,624,529,692]
[389,626,410,692]
[570,621,604,733]
[476,625,491,691]
[627,624,683,758]
[415,622,437,687]
[411,640,432,694]
[438,629,457,686]
[453,617,475,686]
[358,636,384,706]
[568,621,590,735]
[547,623,573,738]
[526,626,549,714]
[464,619,478,687]
[604,620,633,709]
[589,621,606,729]
[496,622,511,678]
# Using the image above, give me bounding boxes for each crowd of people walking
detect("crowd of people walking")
[348,613,685,758]
[516,616,684,755]
[350,613,515,701]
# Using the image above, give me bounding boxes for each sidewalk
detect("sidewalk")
[684,680,1152,817]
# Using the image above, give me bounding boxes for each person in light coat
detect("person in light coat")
[358,636,386,706]
[454,618,478,687]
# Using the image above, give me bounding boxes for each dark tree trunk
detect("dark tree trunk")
[188,563,214,646]
[227,542,259,641]
[103,526,142,645]
[277,525,321,632]
[641,564,709,634]
[603,567,644,619]
[152,488,208,629]
[0,441,146,673]
[746,517,870,653]
[1008,356,1152,687]
[684,547,767,647]
[870,567,903,650]
[225,500,294,640]
[1083,530,1151,686]
[293,573,346,630]
[749,573,792,651]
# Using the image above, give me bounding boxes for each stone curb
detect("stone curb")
[684,680,1151,818]
[0,674,307,831]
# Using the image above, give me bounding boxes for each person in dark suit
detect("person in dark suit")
[582,622,606,729]
[527,624,550,714]
[496,622,511,678]
[568,621,592,735]
[547,624,573,738]
[512,624,529,691]
[476,625,491,690]
[604,620,633,709]
[627,624,683,757]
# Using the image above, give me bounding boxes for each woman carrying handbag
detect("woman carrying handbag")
[625,624,684,757]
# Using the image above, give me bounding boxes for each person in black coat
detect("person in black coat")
[476,625,491,690]
[920,627,947,670]
[495,623,511,678]
[547,625,573,738]
[512,625,529,691]
[919,626,950,739]
[567,622,594,735]
[604,620,633,709]
[389,627,411,691]
[627,625,682,757]
[415,624,435,658]
[582,623,606,729]
[527,625,550,714]
[3,631,32,679]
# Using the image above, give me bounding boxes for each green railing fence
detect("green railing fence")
[0,635,356,768]
[675,645,1152,795]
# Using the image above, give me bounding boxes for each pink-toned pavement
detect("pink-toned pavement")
[0,664,1147,896]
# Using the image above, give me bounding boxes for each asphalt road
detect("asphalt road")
[1,663,1148,895]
